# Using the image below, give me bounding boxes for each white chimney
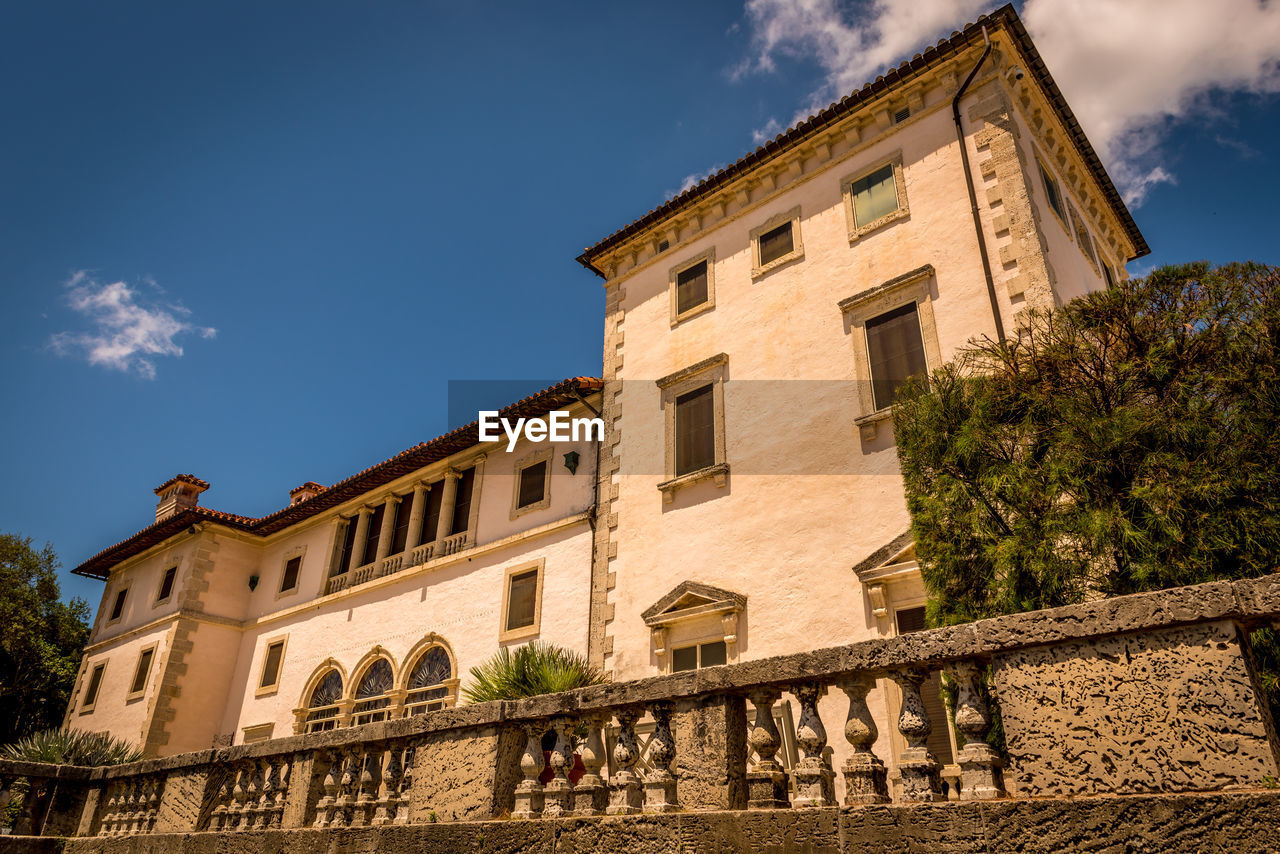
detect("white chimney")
[154,475,209,523]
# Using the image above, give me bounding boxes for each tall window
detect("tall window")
[156,567,177,603]
[1040,162,1065,219]
[422,483,444,544]
[450,467,475,536]
[352,659,394,726]
[675,385,716,476]
[405,647,453,714]
[866,302,928,411]
[757,222,794,267]
[676,261,708,315]
[129,647,155,697]
[850,164,899,227]
[361,503,386,567]
[81,662,106,711]
[390,493,414,555]
[259,640,286,691]
[336,517,359,575]
[109,588,128,622]
[305,670,343,733]
[513,454,550,516]
[280,556,301,593]
[500,562,544,642]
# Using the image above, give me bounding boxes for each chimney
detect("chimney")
[289,482,325,506]
[154,474,209,523]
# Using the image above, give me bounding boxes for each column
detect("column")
[792,682,836,807]
[350,506,374,569]
[892,668,945,802]
[433,470,460,543]
[403,483,429,552]
[947,661,1005,800]
[375,495,400,562]
[837,674,889,805]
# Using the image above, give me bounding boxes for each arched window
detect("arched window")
[305,669,343,733]
[352,658,394,725]
[404,647,453,715]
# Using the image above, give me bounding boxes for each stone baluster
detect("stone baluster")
[606,708,643,815]
[314,750,341,828]
[209,775,229,831]
[892,668,945,802]
[361,746,383,826]
[792,682,836,807]
[837,675,889,804]
[512,722,547,819]
[572,713,608,816]
[265,757,286,828]
[395,745,415,823]
[123,779,139,834]
[372,746,397,825]
[542,718,575,817]
[644,701,678,813]
[98,784,116,835]
[230,765,249,829]
[746,689,789,809]
[335,747,359,827]
[147,776,162,831]
[246,762,265,829]
[947,661,1005,800]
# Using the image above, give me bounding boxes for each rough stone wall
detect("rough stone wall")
[992,620,1280,797]
[57,791,1280,854]
[673,694,747,810]
[406,724,524,822]
[151,766,208,833]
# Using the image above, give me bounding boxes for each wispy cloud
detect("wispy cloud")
[49,272,216,379]
[736,0,1280,206]
[666,163,729,201]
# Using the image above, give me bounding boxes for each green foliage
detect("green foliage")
[462,642,608,703]
[1,727,142,766]
[894,262,1280,626]
[0,534,91,742]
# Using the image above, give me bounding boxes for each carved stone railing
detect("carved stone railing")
[9,573,1280,842]
[435,531,471,558]
[323,534,472,597]
[405,541,436,567]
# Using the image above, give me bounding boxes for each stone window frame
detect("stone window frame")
[668,247,716,327]
[1036,157,1070,233]
[509,446,554,520]
[294,658,349,735]
[499,558,546,643]
[838,265,942,441]
[643,580,745,673]
[1067,201,1100,273]
[655,353,730,504]
[276,545,307,600]
[125,642,158,703]
[842,151,910,242]
[105,582,130,627]
[349,646,399,726]
[749,205,804,279]
[79,660,107,714]
[153,562,180,608]
[254,633,290,698]
[241,722,275,745]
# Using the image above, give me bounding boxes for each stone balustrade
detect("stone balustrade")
[6,573,1280,847]
[322,533,471,596]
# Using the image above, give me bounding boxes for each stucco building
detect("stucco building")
[65,5,1145,800]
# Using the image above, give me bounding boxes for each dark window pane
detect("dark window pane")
[866,302,928,411]
[390,493,413,555]
[676,261,708,315]
[362,504,386,566]
[1103,264,1115,289]
[157,567,176,602]
[110,589,127,620]
[700,640,727,667]
[409,647,452,689]
[131,649,154,694]
[83,664,105,707]
[310,670,343,707]
[851,164,898,226]
[337,517,359,574]
[356,659,394,698]
[672,646,698,672]
[422,482,444,543]
[518,460,547,508]
[260,642,284,688]
[506,569,539,631]
[758,222,794,266]
[1041,165,1064,218]
[451,468,475,535]
[675,384,716,476]
[281,557,301,592]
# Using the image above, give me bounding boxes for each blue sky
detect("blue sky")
[2,0,1278,607]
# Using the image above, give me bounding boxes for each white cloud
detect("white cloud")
[666,163,729,201]
[738,0,1280,206]
[50,272,216,379]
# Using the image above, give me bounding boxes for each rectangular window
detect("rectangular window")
[1102,263,1115,288]
[450,467,475,536]
[82,662,105,710]
[280,556,301,593]
[259,640,285,690]
[501,568,537,635]
[422,482,444,543]
[517,460,548,509]
[671,640,728,672]
[1040,163,1064,219]
[390,493,413,555]
[361,504,386,566]
[130,648,155,696]
[757,221,794,267]
[866,302,929,411]
[895,607,955,765]
[336,516,359,574]
[851,163,899,227]
[156,567,176,603]
[674,385,716,477]
[676,261,709,315]
[109,588,127,622]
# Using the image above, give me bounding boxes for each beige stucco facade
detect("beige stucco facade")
[66,11,1144,803]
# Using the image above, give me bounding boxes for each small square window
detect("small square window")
[672,646,697,672]
[517,460,547,509]
[669,249,716,326]
[81,662,106,712]
[109,588,128,622]
[758,222,793,267]
[750,206,803,278]
[156,567,176,603]
[676,261,708,314]
[893,106,911,124]
[280,556,301,593]
[129,647,155,698]
[500,560,545,642]
[843,155,908,240]
[259,640,286,691]
[866,302,929,411]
